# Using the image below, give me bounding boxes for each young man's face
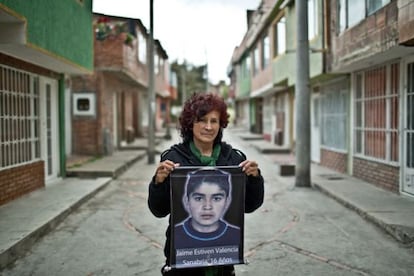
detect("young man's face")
[187,182,229,233]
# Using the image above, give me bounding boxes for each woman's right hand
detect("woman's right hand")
[155,160,180,184]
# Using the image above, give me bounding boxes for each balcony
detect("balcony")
[94,32,148,88]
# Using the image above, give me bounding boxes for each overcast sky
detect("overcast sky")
[92,0,261,84]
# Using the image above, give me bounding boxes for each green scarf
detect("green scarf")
[189,141,221,166]
[204,267,219,276]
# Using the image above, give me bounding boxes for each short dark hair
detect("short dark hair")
[185,168,231,198]
[178,93,229,145]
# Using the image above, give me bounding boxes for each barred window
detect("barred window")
[321,80,348,151]
[0,65,40,170]
[354,63,399,163]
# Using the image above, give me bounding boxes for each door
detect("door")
[39,77,59,183]
[403,61,414,195]
[113,93,118,149]
[311,94,321,163]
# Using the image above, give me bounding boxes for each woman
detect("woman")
[148,92,264,276]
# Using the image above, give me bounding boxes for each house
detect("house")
[230,0,326,150]
[0,0,94,206]
[229,0,414,198]
[70,13,173,157]
[323,0,414,196]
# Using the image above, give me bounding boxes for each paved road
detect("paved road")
[2,130,414,276]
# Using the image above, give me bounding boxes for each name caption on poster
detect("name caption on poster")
[176,246,239,266]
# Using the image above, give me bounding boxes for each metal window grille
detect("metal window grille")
[354,63,399,163]
[0,65,40,170]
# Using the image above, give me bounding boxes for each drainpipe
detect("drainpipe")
[58,74,66,177]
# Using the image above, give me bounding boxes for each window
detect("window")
[367,0,390,15]
[154,54,159,75]
[241,55,250,79]
[261,35,270,69]
[274,16,286,57]
[308,0,318,39]
[348,0,365,27]
[338,0,347,33]
[338,0,390,32]
[0,65,41,170]
[354,63,399,163]
[321,81,348,151]
[73,93,96,116]
[253,46,259,76]
[138,32,147,63]
[159,58,164,77]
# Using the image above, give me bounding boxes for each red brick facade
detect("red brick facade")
[0,54,55,206]
[70,15,172,157]
[330,1,398,72]
[0,161,45,206]
[71,71,139,155]
[320,149,347,174]
[353,158,399,193]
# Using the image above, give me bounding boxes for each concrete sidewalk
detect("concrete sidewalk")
[236,127,414,245]
[0,133,169,270]
[1,128,414,270]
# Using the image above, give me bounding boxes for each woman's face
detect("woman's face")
[187,182,229,233]
[193,110,220,146]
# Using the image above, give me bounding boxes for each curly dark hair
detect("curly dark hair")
[178,92,229,145]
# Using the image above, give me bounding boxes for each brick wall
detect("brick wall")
[0,161,45,206]
[398,0,414,45]
[330,0,398,71]
[72,118,99,155]
[320,149,347,174]
[0,54,51,206]
[353,157,399,193]
[94,35,124,68]
[71,74,100,155]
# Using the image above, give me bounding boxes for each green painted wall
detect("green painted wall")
[238,77,251,98]
[272,0,324,87]
[0,0,93,71]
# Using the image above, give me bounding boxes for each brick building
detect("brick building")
[70,14,173,156]
[229,0,414,197]
[0,1,94,205]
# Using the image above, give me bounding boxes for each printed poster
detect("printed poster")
[169,166,246,269]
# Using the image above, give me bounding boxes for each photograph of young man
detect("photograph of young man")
[174,168,240,249]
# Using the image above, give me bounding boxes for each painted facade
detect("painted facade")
[70,14,174,157]
[229,0,414,197]
[0,0,94,205]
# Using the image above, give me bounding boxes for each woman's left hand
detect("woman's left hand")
[239,160,259,177]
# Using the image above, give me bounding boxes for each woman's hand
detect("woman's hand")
[155,160,180,184]
[239,160,259,177]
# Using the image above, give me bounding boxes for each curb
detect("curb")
[313,182,414,247]
[0,178,112,270]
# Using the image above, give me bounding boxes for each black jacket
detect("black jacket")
[147,141,265,263]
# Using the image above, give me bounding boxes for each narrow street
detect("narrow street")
[2,128,413,276]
